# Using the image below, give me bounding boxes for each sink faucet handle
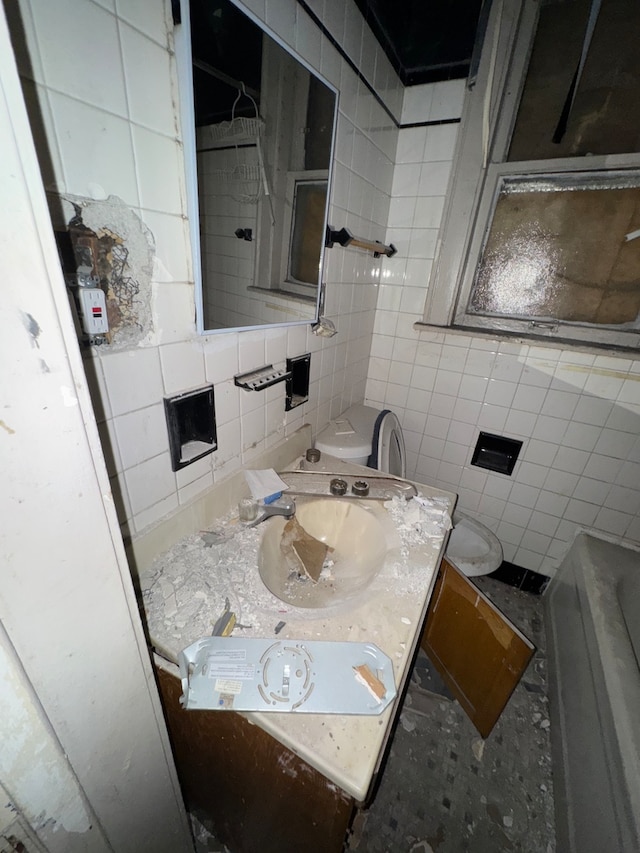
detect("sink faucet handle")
[244,495,295,527]
[263,495,296,516]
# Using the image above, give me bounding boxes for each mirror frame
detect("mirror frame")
[174,0,339,335]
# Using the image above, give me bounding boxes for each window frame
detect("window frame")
[421,0,640,350]
[277,170,328,298]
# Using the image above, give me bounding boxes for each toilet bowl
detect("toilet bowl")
[315,404,503,577]
[446,511,503,577]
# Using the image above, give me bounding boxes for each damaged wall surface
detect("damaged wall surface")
[8,0,399,542]
[55,193,156,348]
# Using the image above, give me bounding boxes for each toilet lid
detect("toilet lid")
[315,417,371,460]
[369,410,406,478]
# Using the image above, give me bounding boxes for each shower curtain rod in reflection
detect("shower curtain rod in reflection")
[325,226,397,258]
[192,58,260,99]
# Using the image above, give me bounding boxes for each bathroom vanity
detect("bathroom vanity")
[154,662,355,852]
[130,426,455,852]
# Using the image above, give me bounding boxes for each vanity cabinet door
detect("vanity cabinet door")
[420,558,534,738]
[155,666,354,853]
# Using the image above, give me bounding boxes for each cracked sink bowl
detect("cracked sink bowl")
[258,498,391,609]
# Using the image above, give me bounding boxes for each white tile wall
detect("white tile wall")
[15,0,402,536]
[28,0,640,573]
[367,331,640,574]
[365,77,640,577]
[197,145,264,328]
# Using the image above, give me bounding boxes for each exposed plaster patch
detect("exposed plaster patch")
[0,421,15,435]
[59,194,155,350]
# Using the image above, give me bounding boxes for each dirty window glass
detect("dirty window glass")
[470,173,640,328]
[288,180,327,286]
[508,0,640,161]
[430,0,640,348]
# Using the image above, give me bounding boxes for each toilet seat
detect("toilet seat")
[369,410,406,478]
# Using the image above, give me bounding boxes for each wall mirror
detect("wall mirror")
[176,0,338,334]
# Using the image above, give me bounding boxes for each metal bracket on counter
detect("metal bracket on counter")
[325,226,397,258]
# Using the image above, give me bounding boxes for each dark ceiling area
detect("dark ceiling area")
[187,0,486,125]
[354,0,484,86]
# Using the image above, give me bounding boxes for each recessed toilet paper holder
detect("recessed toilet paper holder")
[471,432,522,475]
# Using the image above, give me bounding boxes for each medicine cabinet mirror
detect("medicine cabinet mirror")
[176,0,338,334]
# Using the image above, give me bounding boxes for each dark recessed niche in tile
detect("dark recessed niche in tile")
[471,431,522,475]
[285,353,311,411]
[164,385,216,472]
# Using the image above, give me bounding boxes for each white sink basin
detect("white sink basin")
[258,498,390,609]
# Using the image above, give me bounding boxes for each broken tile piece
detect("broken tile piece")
[471,738,485,762]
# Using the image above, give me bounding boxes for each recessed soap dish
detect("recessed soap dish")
[164,385,216,472]
[285,353,311,410]
[234,364,291,391]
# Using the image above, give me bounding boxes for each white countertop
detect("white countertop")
[142,456,454,802]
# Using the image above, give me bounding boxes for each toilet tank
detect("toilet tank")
[339,404,380,440]
[314,405,406,477]
[314,413,372,465]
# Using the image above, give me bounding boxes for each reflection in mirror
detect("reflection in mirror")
[177,0,338,333]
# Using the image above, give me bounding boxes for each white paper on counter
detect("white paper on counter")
[244,468,289,501]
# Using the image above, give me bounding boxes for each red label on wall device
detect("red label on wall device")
[78,287,109,335]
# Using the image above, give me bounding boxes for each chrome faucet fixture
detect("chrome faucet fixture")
[246,496,296,528]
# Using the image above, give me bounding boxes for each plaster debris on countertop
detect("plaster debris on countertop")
[381,495,452,595]
[141,494,451,655]
[141,511,290,650]
[383,495,452,551]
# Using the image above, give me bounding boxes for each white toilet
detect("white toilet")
[315,404,503,577]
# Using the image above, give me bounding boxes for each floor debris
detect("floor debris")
[343,576,555,852]
[471,738,485,762]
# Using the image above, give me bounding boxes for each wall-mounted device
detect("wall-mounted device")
[77,286,108,336]
[55,228,110,346]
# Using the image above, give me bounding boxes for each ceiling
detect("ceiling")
[354,0,484,86]
[187,0,486,126]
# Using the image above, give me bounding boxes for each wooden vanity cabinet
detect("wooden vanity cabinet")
[155,666,355,853]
